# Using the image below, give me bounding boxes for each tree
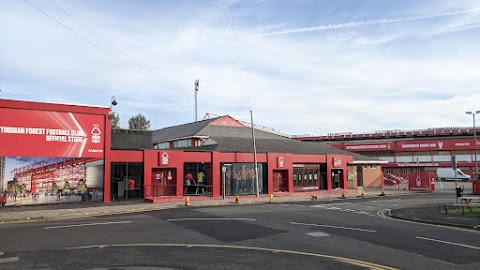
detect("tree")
[111,111,120,129]
[129,114,151,130]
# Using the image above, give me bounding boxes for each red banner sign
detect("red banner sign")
[396,140,451,152]
[0,108,105,158]
[344,142,394,152]
[408,172,435,192]
[451,139,480,150]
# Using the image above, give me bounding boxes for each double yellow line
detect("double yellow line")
[67,243,398,270]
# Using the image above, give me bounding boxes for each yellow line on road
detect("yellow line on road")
[67,243,398,270]
[377,209,480,233]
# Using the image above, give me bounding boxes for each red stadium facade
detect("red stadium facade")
[295,129,480,178]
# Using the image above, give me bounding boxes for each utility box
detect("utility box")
[473,174,480,195]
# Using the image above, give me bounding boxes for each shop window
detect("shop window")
[221,163,267,196]
[292,164,320,191]
[183,162,212,195]
[111,162,144,200]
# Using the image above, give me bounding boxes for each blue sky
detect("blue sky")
[1,0,479,135]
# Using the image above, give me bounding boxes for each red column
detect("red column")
[211,151,221,197]
[103,114,112,203]
[143,151,152,199]
[327,169,332,190]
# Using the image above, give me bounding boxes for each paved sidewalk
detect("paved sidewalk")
[0,188,390,223]
[390,205,480,230]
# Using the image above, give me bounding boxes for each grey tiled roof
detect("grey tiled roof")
[191,137,336,154]
[152,117,220,142]
[198,125,290,140]
[189,137,382,162]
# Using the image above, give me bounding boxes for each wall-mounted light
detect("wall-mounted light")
[111,96,117,106]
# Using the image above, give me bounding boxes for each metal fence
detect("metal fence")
[148,184,215,198]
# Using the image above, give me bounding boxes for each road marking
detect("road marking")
[66,243,398,270]
[311,205,326,208]
[377,209,480,233]
[44,221,131,229]
[166,218,256,222]
[0,257,19,264]
[290,221,376,232]
[416,236,480,250]
[377,209,392,219]
[313,205,374,216]
[306,231,330,237]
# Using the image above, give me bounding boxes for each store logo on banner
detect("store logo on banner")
[416,175,422,187]
[333,158,342,167]
[91,124,101,144]
[161,152,169,165]
[438,141,443,149]
[277,156,284,168]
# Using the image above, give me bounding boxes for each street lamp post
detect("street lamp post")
[466,110,480,175]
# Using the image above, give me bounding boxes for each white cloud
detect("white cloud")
[1,0,479,135]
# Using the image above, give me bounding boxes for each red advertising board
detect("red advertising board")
[344,142,394,152]
[0,108,105,158]
[451,138,480,150]
[408,172,435,192]
[396,140,451,152]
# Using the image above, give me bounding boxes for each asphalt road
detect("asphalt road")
[0,192,479,270]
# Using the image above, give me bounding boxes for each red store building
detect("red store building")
[0,98,384,206]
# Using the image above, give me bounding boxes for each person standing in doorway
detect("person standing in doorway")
[197,170,206,194]
[184,172,196,195]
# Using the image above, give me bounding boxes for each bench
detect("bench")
[448,197,480,215]
[451,203,473,215]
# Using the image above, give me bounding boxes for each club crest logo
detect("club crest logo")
[91,124,101,144]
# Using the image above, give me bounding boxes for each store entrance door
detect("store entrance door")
[357,166,364,187]
[273,170,288,192]
[331,169,344,189]
[152,168,176,197]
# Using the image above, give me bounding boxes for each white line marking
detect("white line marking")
[0,257,19,263]
[167,218,256,222]
[306,231,330,237]
[416,236,480,250]
[290,222,377,232]
[44,221,131,229]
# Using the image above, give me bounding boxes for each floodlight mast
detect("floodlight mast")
[194,79,199,122]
